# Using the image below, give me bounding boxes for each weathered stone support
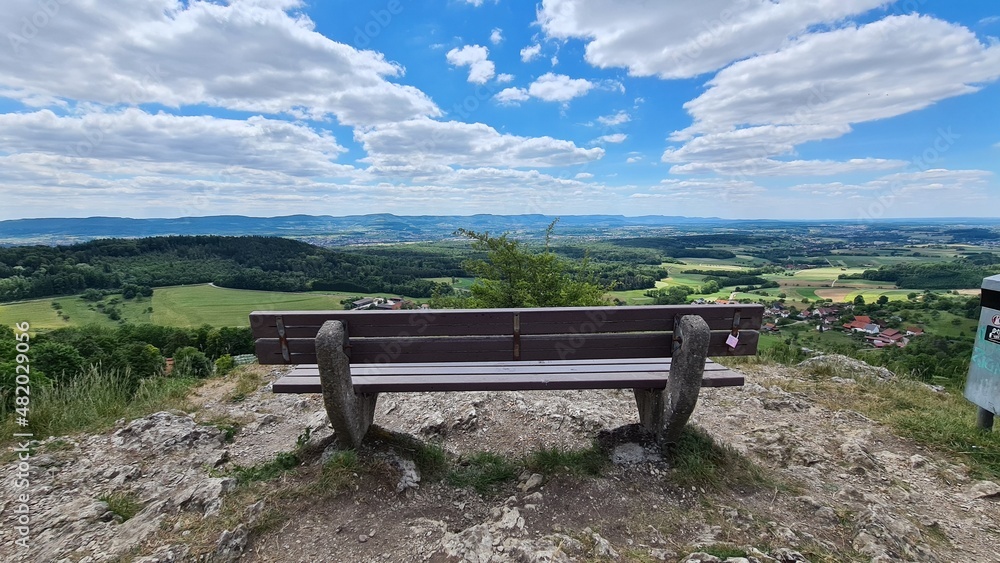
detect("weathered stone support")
[316,320,377,448]
[634,314,710,446]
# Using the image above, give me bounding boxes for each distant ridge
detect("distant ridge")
[0,214,729,246]
[2,214,998,246]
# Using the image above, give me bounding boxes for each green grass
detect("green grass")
[0,367,198,446]
[223,368,264,403]
[783,363,1000,480]
[229,451,301,485]
[446,452,519,495]
[0,284,380,329]
[666,426,773,491]
[99,491,144,521]
[365,426,449,479]
[525,446,606,476]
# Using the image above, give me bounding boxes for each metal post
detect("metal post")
[978,407,995,431]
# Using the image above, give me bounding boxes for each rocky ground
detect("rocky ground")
[1,356,999,562]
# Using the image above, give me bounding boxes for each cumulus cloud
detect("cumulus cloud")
[593,133,627,144]
[0,0,439,126]
[355,118,604,168]
[520,44,542,62]
[597,111,630,126]
[446,45,496,84]
[490,28,504,44]
[496,73,515,83]
[575,172,594,179]
[537,0,888,78]
[666,15,1000,176]
[0,109,351,176]
[528,73,594,102]
[495,87,531,105]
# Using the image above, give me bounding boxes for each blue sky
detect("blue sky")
[1,0,998,221]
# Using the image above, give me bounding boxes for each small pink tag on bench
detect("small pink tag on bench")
[726,333,739,348]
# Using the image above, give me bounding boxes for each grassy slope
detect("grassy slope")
[0,284,370,329]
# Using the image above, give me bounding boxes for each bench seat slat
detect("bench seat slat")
[272,372,744,393]
[281,360,733,377]
[270,359,744,393]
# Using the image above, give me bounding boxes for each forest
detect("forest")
[0,234,682,303]
[839,254,1000,289]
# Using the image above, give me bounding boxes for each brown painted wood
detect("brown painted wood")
[249,305,763,339]
[279,360,734,377]
[271,369,743,393]
[255,330,758,365]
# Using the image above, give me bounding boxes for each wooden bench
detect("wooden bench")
[249,304,762,448]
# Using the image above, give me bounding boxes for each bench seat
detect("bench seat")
[272,358,744,393]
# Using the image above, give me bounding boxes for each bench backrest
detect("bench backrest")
[250,304,763,365]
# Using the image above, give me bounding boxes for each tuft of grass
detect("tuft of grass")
[700,544,747,558]
[202,415,247,443]
[224,367,263,403]
[446,452,518,496]
[0,367,198,445]
[100,491,144,521]
[229,452,300,485]
[365,426,448,480]
[40,438,74,452]
[525,445,606,476]
[314,450,360,494]
[666,426,773,491]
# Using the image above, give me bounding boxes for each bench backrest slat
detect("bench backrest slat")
[253,329,760,365]
[250,305,761,338]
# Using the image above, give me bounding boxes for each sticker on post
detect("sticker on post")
[987,325,1000,346]
[726,333,739,349]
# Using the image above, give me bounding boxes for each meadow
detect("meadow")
[0,285,374,329]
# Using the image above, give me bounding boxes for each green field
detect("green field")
[0,284,386,329]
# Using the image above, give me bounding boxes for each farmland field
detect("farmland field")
[0,285,377,329]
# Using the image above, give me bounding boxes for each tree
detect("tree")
[853,294,866,306]
[172,346,213,378]
[876,295,889,305]
[457,221,606,308]
[33,341,86,383]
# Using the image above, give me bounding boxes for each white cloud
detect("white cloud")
[496,73,515,83]
[593,133,627,144]
[528,73,594,102]
[551,56,559,67]
[520,44,542,62]
[0,109,351,177]
[676,16,1000,139]
[791,169,992,195]
[537,0,889,79]
[597,111,630,126]
[490,28,504,45]
[626,156,642,164]
[669,158,906,177]
[575,172,594,179]
[446,44,496,84]
[355,118,604,168]
[495,87,531,105]
[0,0,439,127]
[666,15,1000,177]
[652,178,766,199]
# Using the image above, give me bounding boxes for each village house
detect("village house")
[843,315,880,335]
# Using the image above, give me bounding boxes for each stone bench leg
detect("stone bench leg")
[634,314,710,446]
[316,320,378,448]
